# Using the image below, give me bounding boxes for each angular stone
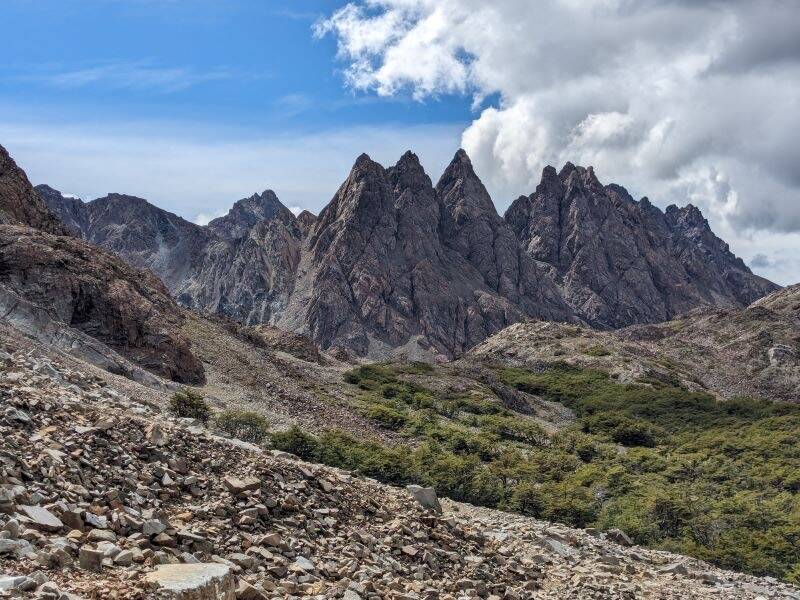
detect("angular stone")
[406,485,442,514]
[236,580,268,600]
[144,563,235,599]
[606,528,633,547]
[19,505,63,532]
[658,561,689,576]
[79,546,105,572]
[0,538,34,558]
[0,575,34,592]
[223,476,260,495]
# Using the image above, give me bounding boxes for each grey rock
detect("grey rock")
[406,485,442,514]
[0,575,35,592]
[19,505,63,532]
[144,563,235,599]
[606,528,633,547]
[79,546,105,572]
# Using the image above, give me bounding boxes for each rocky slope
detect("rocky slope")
[0,145,203,384]
[505,163,777,328]
[466,284,800,403]
[2,340,798,599]
[0,148,65,235]
[40,150,777,359]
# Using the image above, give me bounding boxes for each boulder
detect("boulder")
[19,505,63,532]
[406,485,443,513]
[144,563,235,599]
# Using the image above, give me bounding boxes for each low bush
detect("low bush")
[215,410,270,444]
[365,404,407,430]
[168,388,211,424]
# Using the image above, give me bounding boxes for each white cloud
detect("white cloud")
[319,0,800,283]
[288,206,304,216]
[193,209,226,226]
[12,61,254,93]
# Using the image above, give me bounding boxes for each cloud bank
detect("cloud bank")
[317,0,800,240]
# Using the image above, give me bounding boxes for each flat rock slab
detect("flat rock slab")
[145,563,234,599]
[19,505,63,532]
[222,476,260,495]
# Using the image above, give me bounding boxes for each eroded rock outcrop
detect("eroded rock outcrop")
[505,163,778,327]
[0,144,204,383]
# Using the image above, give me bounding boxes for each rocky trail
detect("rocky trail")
[2,342,799,599]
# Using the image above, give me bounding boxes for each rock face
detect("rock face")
[40,149,777,358]
[0,148,65,234]
[505,163,778,327]
[284,152,573,358]
[0,145,204,383]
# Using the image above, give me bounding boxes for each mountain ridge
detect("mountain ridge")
[39,148,779,359]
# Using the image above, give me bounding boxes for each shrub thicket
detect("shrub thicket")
[286,361,800,583]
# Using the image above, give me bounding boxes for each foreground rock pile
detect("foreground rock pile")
[2,346,799,599]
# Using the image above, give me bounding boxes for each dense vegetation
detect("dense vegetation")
[270,362,800,582]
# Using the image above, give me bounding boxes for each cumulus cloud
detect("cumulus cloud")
[317,0,800,239]
[193,209,226,226]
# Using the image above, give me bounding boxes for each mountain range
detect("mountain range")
[38,148,777,360]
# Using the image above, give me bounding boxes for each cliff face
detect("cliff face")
[284,151,568,359]
[39,148,778,358]
[0,149,66,234]
[0,145,204,383]
[505,163,777,327]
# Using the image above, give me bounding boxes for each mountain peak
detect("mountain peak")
[208,189,294,239]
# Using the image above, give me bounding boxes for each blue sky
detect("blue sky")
[2,0,799,284]
[0,0,470,218]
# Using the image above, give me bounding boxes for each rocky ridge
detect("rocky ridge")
[2,342,798,599]
[466,284,800,403]
[0,145,204,384]
[40,150,777,359]
[505,163,776,328]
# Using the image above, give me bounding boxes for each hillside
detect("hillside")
[0,144,204,384]
[2,333,798,599]
[467,284,800,403]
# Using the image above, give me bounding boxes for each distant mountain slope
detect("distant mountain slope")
[467,284,800,403]
[0,145,203,383]
[40,149,779,359]
[505,163,777,327]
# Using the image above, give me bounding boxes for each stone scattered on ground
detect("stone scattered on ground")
[2,344,799,599]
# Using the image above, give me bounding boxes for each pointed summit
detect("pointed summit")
[208,189,295,240]
[436,148,494,214]
[394,150,423,172]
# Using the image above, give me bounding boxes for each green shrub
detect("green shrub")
[509,482,545,517]
[169,389,211,424]
[583,413,661,447]
[215,410,270,444]
[365,404,407,430]
[584,344,611,357]
[271,426,319,459]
